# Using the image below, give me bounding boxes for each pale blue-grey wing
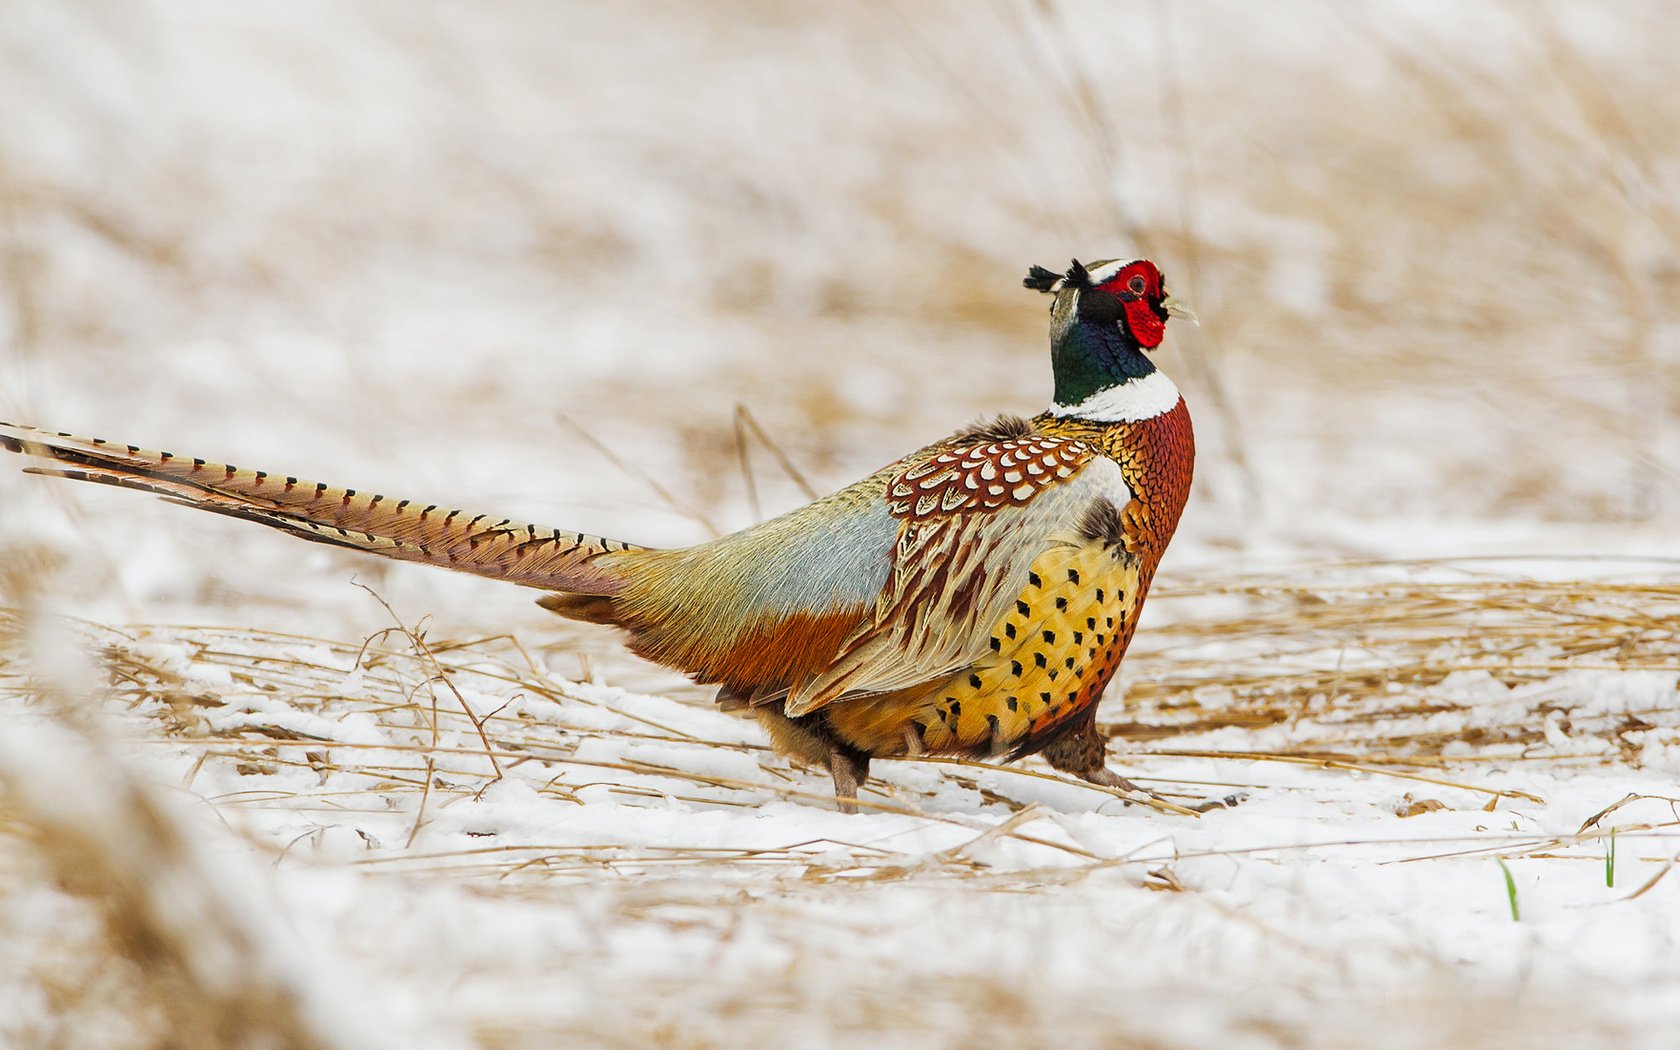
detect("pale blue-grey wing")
[602,464,902,697]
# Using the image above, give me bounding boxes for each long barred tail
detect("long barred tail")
[1,421,644,596]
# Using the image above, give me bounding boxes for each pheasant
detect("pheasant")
[2,257,1196,812]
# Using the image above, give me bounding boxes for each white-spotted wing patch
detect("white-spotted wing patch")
[887,438,1095,521]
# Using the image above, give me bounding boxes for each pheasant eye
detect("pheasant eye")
[1126,275,1147,295]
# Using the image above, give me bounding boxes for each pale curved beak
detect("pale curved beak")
[1162,294,1200,326]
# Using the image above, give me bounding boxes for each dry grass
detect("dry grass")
[1123,564,1680,763]
[2,563,1676,1047]
[4,563,1674,886]
[0,678,363,1049]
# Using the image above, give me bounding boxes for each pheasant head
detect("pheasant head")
[1024,258,1196,420]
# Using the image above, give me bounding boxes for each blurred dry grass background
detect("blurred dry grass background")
[1,0,1676,543]
[3,2,1680,1048]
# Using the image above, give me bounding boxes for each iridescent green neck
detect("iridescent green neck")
[1051,316,1156,408]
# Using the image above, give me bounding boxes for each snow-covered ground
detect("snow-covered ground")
[2,3,1678,1048]
[4,568,1679,1049]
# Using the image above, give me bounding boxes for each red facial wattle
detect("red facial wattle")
[1121,298,1166,348]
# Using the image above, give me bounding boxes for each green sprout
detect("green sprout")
[1498,859,1521,922]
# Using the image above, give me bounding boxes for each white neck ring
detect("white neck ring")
[1048,370,1181,422]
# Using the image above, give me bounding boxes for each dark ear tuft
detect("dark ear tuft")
[1064,259,1091,289]
[1023,265,1061,293]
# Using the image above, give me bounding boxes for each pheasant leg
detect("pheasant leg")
[1042,713,1170,804]
[825,744,871,814]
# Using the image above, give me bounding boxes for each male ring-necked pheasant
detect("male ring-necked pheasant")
[2,258,1196,811]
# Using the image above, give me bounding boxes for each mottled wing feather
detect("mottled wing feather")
[886,436,1093,518]
[785,436,1129,716]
